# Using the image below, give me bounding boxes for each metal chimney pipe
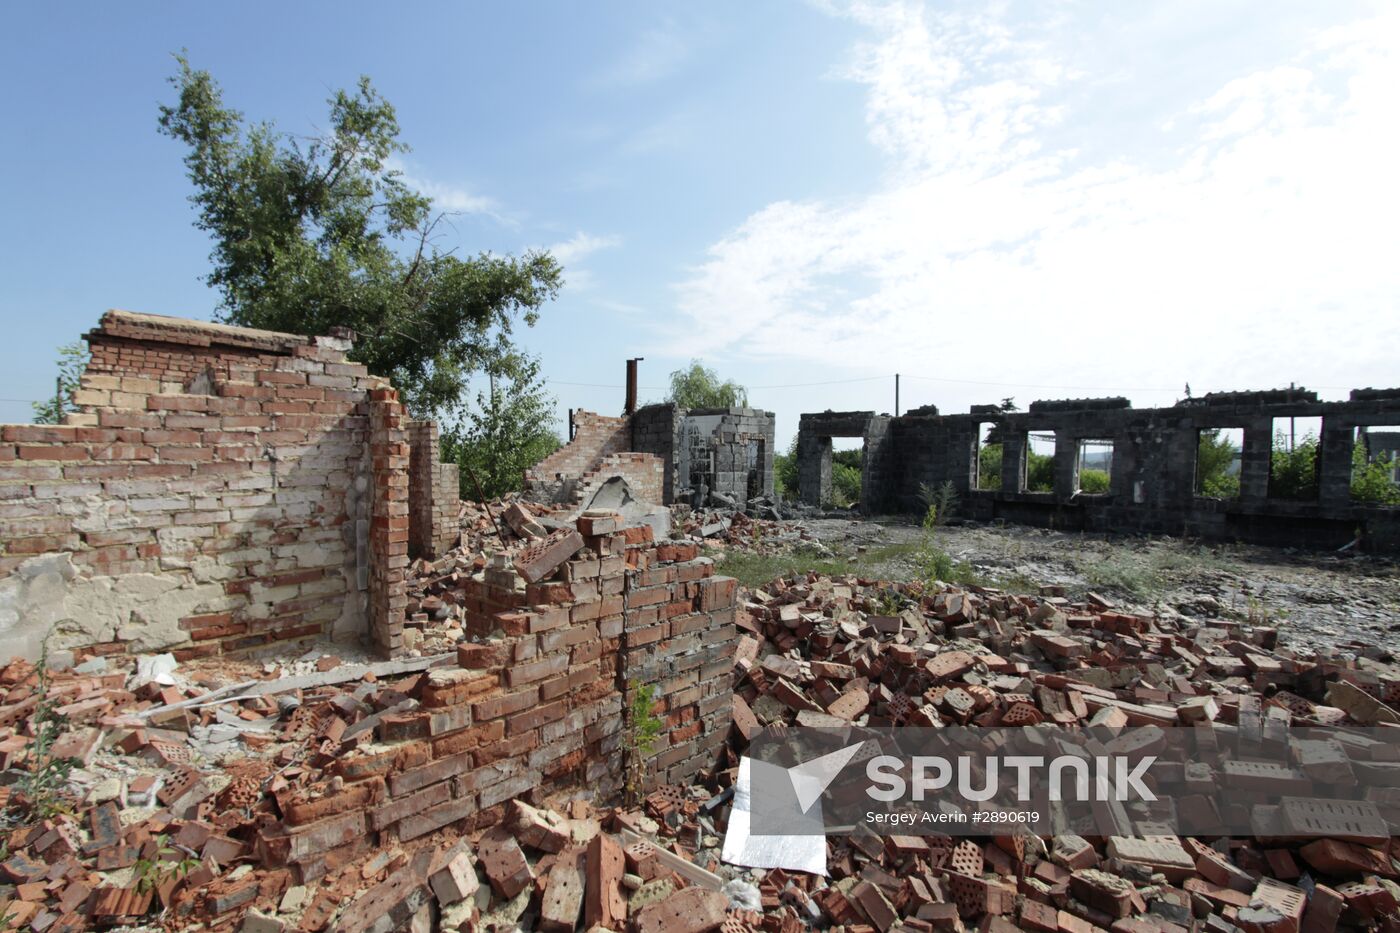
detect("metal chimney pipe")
[625,358,642,415]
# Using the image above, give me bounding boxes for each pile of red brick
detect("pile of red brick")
[8,510,1400,932]
[0,509,741,931]
[720,572,1400,932]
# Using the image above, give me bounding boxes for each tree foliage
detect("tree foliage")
[1270,432,1318,500]
[978,443,1002,490]
[830,448,862,507]
[1196,429,1241,498]
[440,355,561,500]
[32,342,88,425]
[1026,450,1055,492]
[158,55,560,416]
[667,360,748,410]
[774,437,799,500]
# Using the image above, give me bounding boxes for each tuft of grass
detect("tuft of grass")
[1081,554,1158,600]
[711,549,856,589]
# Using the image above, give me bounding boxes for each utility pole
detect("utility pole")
[1289,381,1296,451]
[895,373,900,418]
[53,376,61,421]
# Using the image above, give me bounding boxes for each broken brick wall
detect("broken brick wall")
[524,411,631,503]
[269,515,736,878]
[405,420,460,561]
[368,390,410,658]
[569,452,665,509]
[0,310,418,661]
[800,389,1400,550]
[526,404,776,509]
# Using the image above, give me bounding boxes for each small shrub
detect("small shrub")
[134,834,201,895]
[12,637,77,822]
[623,680,665,806]
[919,481,958,525]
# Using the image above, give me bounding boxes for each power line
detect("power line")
[901,374,1175,393]
[547,374,892,391]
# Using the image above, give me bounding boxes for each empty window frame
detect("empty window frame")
[1195,427,1243,498]
[1352,426,1400,505]
[1025,431,1056,492]
[1075,439,1114,494]
[1269,416,1321,500]
[975,422,1001,491]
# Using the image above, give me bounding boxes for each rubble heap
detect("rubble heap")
[0,509,738,931]
[6,502,1400,931]
[719,572,1400,931]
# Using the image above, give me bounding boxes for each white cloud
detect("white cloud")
[384,156,500,217]
[673,2,1400,407]
[549,232,622,266]
[546,232,622,294]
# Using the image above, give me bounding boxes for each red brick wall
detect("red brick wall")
[573,451,665,506]
[406,420,460,561]
[263,514,736,874]
[0,311,410,661]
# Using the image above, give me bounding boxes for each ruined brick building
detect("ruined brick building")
[0,311,458,661]
[0,311,738,804]
[526,403,776,510]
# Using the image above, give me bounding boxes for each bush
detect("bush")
[1078,469,1109,494]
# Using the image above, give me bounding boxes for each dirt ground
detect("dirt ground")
[730,515,1400,657]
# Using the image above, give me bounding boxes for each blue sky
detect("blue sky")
[3,1,1397,448]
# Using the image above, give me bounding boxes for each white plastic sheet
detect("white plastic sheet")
[720,757,828,876]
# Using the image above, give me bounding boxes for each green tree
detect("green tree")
[829,448,862,507]
[666,360,748,410]
[158,55,560,417]
[32,342,88,425]
[441,354,561,500]
[1196,429,1241,498]
[1270,432,1318,500]
[1351,442,1400,505]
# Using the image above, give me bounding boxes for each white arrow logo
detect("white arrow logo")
[787,742,866,813]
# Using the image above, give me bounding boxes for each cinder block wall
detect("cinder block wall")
[798,389,1400,550]
[0,311,410,660]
